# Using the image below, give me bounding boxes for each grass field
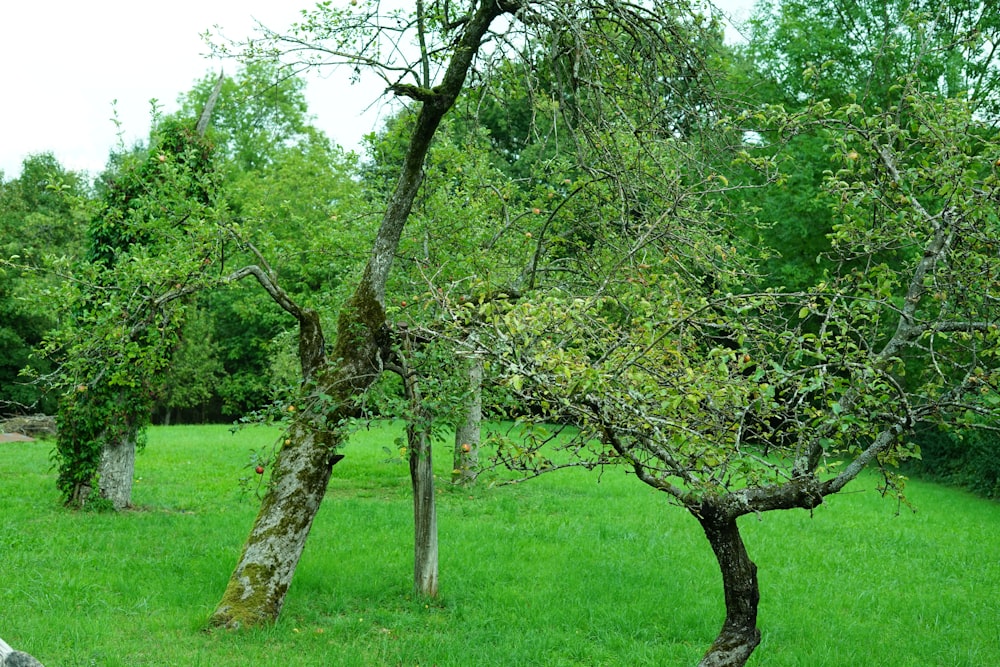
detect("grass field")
[1,422,998,666]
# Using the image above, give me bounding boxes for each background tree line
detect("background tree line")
[2,0,995,499]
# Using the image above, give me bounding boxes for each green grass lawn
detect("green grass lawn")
[1,422,998,666]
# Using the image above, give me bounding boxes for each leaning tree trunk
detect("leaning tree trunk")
[693,502,762,667]
[210,417,345,627]
[452,354,482,485]
[209,1,513,628]
[210,308,355,628]
[97,428,137,511]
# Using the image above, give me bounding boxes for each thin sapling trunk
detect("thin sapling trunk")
[452,354,482,484]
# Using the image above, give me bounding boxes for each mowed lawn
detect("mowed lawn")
[1,422,998,666]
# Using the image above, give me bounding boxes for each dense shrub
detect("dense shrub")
[907,425,1000,500]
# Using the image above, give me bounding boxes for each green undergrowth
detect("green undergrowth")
[0,422,998,666]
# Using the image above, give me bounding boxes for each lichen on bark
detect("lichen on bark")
[211,562,284,629]
[210,423,345,628]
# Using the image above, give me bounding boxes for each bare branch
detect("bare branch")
[195,70,225,137]
[222,264,306,321]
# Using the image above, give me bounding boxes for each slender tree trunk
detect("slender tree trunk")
[694,503,762,667]
[399,341,439,597]
[452,354,482,485]
[408,405,439,597]
[97,431,136,511]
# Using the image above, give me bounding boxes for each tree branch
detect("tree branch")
[822,422,906,495]
[223,265,306,321]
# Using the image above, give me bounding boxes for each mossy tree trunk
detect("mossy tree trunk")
[209,416,346,627]
[209,0,516,628]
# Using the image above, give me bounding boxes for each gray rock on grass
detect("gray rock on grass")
[3,651,45,667]
[0,637,44,667]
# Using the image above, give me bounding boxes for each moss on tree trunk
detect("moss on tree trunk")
[210,421,345,628]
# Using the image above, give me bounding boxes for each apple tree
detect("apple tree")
[205,0,529,626]
[724,0,1000,292]
[456,78,1000,666]
[45,110,228,509]
[195,1,1000,663]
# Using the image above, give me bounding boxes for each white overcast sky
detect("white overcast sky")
[0,0,754,180]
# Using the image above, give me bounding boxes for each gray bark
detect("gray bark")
[97,431,136,511]
[452,354,482,484]
[397,337,439,597]
[408,394,439,597]
[195,71,225,137]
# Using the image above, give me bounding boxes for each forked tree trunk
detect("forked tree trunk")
[97,430,136,511]
[694,504,762,667]
[452,354,482,485]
